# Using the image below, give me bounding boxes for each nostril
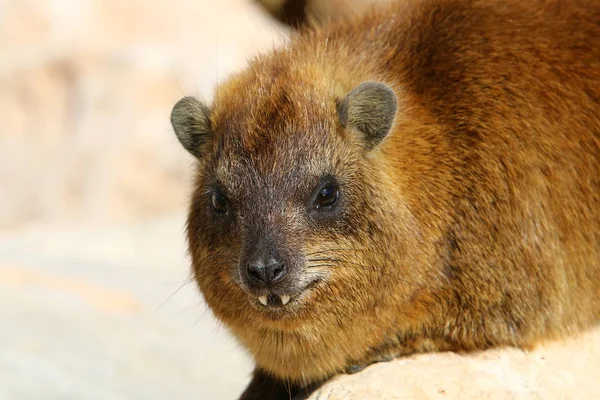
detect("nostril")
[247,263,267,283]
[246,259,287,286]
[268,263,287,284]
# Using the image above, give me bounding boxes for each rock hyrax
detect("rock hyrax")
[170,0,600,398]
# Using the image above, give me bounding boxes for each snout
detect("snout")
[246,258,287,287]
[239,231,322,310]
[241,255,294,307]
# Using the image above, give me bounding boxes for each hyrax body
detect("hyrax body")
[170,0,600,398]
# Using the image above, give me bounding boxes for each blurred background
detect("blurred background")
[0,0,384,399]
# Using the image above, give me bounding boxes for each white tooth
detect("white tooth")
[258,295,268,306]
[280,295,290,305]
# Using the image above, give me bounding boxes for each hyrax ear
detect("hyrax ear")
[337,82,397,150]
[170,96,212,158]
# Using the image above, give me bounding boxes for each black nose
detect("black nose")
[247,259,287,286]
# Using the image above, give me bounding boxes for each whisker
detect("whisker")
[304,263,336,269]
[168,59,185,97]
[150,277,194,317]
[169,302,204,316]
[186,304,212,334]
[307,257,413,285]
[304,247,363,256]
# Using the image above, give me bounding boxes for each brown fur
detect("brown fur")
[175,0,600,393]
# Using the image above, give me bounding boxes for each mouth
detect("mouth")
[253,278,322,309]
[258,293,291,307]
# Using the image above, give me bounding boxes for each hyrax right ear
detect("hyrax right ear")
[170,96,212,158]
[337,82,398,150]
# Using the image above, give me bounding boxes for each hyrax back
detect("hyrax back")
[171,0,600,397]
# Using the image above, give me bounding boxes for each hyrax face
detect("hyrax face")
[171,76,398,329]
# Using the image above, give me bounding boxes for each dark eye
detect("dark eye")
[211,190,228,215]
[314,182,340,210]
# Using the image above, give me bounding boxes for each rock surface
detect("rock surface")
[310,329,600,400]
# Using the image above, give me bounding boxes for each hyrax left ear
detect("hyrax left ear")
[337,82,398,150]
[170,96,212,158]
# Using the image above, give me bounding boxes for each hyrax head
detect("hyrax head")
[171,73,398,329]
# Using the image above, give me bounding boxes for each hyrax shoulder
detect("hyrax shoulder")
[170,0,600,398]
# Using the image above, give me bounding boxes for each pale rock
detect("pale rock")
[310,327,600,400]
